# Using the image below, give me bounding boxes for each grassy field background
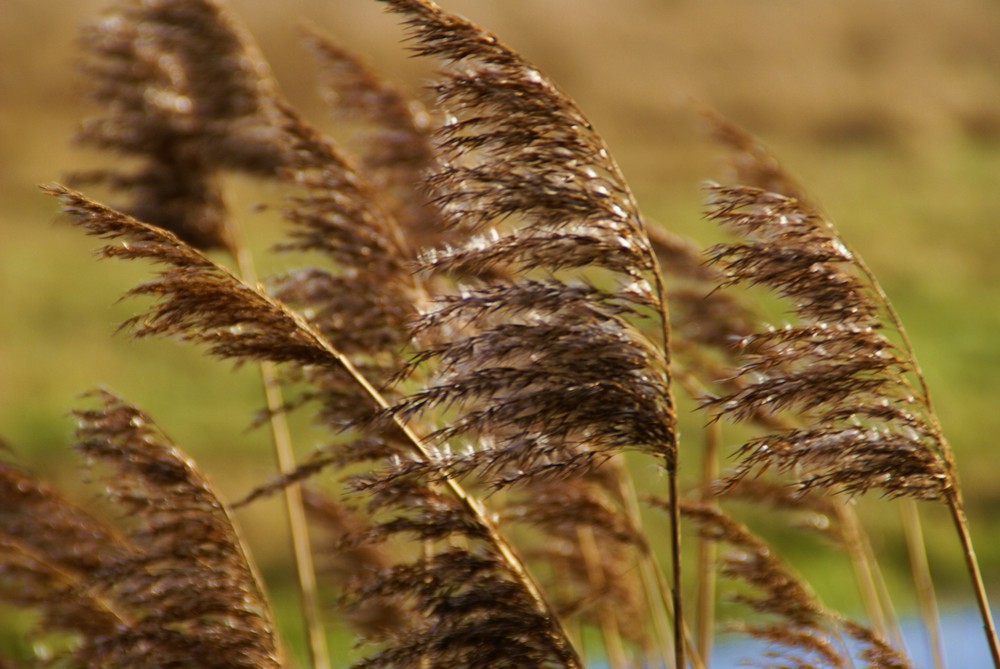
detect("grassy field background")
[3,0,1000,660]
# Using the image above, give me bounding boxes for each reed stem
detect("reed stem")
[946,491,1000,667]
[258,362,330,669]
[577,524,628,669]
[695,421,720,666]
[614,463,675,668]
[226,222,331,669]
[835,501,900,648]
[649,262,684,669]
[900,499,945,669]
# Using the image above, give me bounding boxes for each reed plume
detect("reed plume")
[677,501,911,669]
[271,110,419,371]
[46,184,340,369]
[702,143,999,661]
[0,390,281,669]
[378,0,677,564]
[72,0,288,250]
[372,2,683,661]
[0,458,131,646]
[704,184,950,498]
[692,112,919,650]
[303,24,445,248]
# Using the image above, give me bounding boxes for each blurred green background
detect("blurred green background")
[3,0,1000,662]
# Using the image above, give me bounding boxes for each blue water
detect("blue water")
[707,608,994,668]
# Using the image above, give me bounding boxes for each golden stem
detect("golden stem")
[946,491,1000,668]
[226,221,331,669]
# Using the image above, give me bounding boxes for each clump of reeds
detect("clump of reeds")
[1,0,997,667]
